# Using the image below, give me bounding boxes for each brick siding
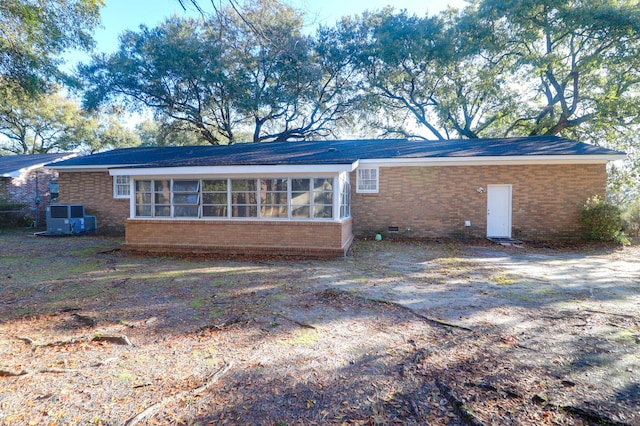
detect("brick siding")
[57,171,129,234]
[1,167,58,223]
[123,218,353,257]
[57,162,607,252]
[351,164,607,240]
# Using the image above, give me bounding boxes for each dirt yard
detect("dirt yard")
[0,229,638,425]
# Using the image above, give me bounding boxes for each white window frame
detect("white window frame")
[113,175,131,198]
[132,176,346,222]
[356,167,379,193]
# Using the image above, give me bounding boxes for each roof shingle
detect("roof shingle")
[50,136,623,169]
[0,153,76,176]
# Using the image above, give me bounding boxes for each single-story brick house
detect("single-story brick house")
[1,153,77,224]
[47,136,623,256]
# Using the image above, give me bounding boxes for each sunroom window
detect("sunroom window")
[202,180,228,217]
[133,177,348,221]
[231,179,258,218]
[261,178,288,218]
[313,178,333,218]
[135,180,152,217]
[340,179,351,219]
[173,180,200,217]
[154,180,171,217]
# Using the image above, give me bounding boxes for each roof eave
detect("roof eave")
[359,154,625,167]
[108,162,359,177]
[4,153,79,176]
[47,163,137,172]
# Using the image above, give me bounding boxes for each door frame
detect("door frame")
[486,184,512,238]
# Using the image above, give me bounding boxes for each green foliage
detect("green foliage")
[471,0,640,138]
[80,0,358,144]
[580,196,626,243]
[137,120,205,147]
[0,89,139,154]
[0,0,103,95]
[0,88,84,154]
[622,200,640,237]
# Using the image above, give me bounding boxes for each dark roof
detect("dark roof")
[0,153,76,176]
[51,136,623,169]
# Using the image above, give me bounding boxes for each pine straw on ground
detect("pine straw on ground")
[0,230,638,425]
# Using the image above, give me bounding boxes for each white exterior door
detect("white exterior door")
[487,184,512,237]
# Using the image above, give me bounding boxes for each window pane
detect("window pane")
[136,193,151,204]
[291,205,310,218]
[203,193,227,204]
[136,205,152,217]
[314,205,333,219]
[291,191,310,204]
[232,192,257,205]
[261,205,288,218]
[232,179,257,191]
[261,178,288,191]
[340,181,351,219]
[263,191,288,205]
[174,193,199,204]
[174,180,199,192]
[174,205,199,217]
[116,176,131,196]
[291,178,310,192]
[232,205,257,218]
[231,179,258,218]
[118,185,130,196]
[154,206,171,216]
[314,191,333,204]
[154,193,170,204]
[357,168,378,191]
[203,205,227,217]
[314,178,332,191]
[136,180,151,192]
[203,179,227,191]
[154,180,170,192]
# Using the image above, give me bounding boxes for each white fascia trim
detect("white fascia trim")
[47,164,131,172]
[8,153,80,176]
[358,154,625,167]
[4,164,56,178]
[109,163,358,177]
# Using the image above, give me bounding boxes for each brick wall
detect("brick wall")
[58,162,607,242]
[351,163,607,240]
[1,167,58,222]
[123,218,353,257]
[57,171,129,234]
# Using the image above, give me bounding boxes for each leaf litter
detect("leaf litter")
[0,229,638,425]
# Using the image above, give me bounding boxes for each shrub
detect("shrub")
[580,196,626,243]
[622,200,640,237]
[0,201,31,229]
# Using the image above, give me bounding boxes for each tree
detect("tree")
[471,0,640,138]
[80,0,359,144]
[342,8,518,140]
[0,88,139,154]
[0,89,83,154]
[81,17,232,144]
[137,119,205,147]
[345,1,640,142]
[0,0,103,95]
[74,109,142,154]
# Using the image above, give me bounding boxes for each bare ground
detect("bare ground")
[0,229,638,425]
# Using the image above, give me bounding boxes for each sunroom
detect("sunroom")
[110,164,355,257]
